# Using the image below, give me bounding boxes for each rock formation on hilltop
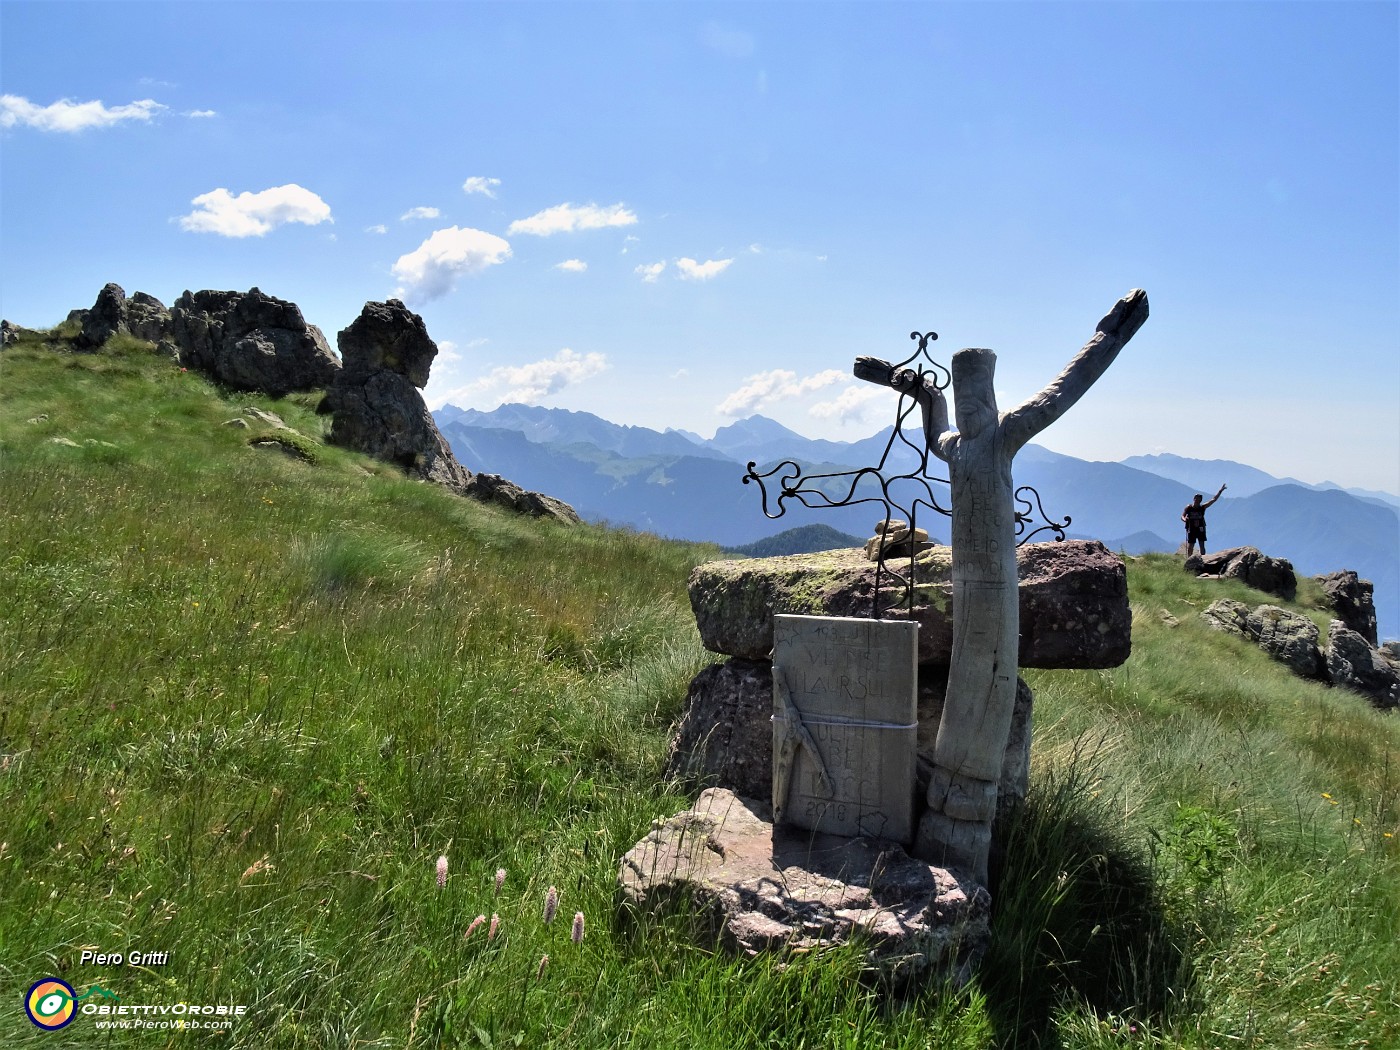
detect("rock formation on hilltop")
[323,300,580,525]
[70,283,173,350]
[170,288,341,396]
[323,299,472,490]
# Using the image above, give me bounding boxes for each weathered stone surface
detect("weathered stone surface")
[1185,546,1296,602]
[772,615,918,844]
[688,540,1129,669]
[618,788,990,986]
[1325,621,1400,710]
[78,282,129,348]
[666,658,1031,826]
[171,288,339,395]
[324,300,471,490]
[1200,600,1325,679]
[1315,571,1378,648]
[462,472,581,525]
[125,292,172,344]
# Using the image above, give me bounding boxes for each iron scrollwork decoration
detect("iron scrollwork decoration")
[742,330,1071,619]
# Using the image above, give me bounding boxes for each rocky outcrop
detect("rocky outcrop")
[688,540,1130,668]
[323,300,470,489]
[1325,621,1400,710]
[1184,546,1296,602]
[669,659,1031,828]
[72,283,173,349]
[1200,600,1398,709]
[618,788,990,987]
[1315,571,1378,648]
[461,472,581,525]
[1200,600,1325,679]
[170,288,339,396]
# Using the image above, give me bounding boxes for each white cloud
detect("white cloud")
[676,256,733,281]
[747,243,763,254]
[635,261,666,283]
[464,348,608,403]
[1,94,166,133]
[462,176,501,198]
[186,109,217,118]
[390,225,512,302]
[179,184,332,238]
[365,224,388,234]
[717,369,846,416]
[508,202,638,236]
[554,259,587,273]
[437,339,461,363]
[809,385,887,424]
[400,206,440,221]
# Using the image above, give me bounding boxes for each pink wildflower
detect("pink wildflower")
[536,954,549,980]
[488,913,500,940]
[543,885,559,923]
[572,911,585,945]
[464,915,485,940]
[494,867,506,896]
[436,855,448,889]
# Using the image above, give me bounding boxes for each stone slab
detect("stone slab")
[617,788,990,987]
[688,540,1130,668]
[772,615,918,844]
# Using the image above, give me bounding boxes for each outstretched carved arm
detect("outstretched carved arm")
[1001,289,1149,453]
[853,356,951,460]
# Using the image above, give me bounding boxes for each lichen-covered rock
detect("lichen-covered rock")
[687,540,1129,668]
[1326,621,1400,710]
[618,788,990,987]
[1200,599,1325,679]
[1185,546,1296,602]
[171,287,339,395]
[1315,571,1378,648]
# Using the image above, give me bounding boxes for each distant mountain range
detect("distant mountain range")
[437,403,1400,640]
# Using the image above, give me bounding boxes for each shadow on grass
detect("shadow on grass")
[980,742,1193,1048]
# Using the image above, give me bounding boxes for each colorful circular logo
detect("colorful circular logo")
[25,978,77,1030]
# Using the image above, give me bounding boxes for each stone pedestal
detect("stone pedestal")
[618,789,990,988]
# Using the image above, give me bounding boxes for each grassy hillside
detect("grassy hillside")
[1,332,1396,1049]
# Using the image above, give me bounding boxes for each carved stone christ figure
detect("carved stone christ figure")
[854,289,1149,884]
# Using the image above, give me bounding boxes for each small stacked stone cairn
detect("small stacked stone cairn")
[864,518,935,562]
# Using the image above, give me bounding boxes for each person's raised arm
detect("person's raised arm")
[1202,483,1226,509]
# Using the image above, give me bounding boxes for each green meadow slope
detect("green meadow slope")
[1,332,1396,1049]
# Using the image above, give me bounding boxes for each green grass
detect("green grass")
[1,331,1396,1048]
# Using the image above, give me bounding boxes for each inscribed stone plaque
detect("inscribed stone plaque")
[771,614,918,844]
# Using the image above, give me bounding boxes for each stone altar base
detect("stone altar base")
[618,788,991,988]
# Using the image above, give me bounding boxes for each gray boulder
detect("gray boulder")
[170,287,340,396]
[1185,546,1296,602]
[668,658,1030,828]
[125,292,172,344]
[78,282,129,348]
[463,473,581,524]
[1314,571,1378,648]
[1325,621,1400,710]
[618,788,990,987]
[688,540,1130,668]
[73,284,172,349]
[324,300,470,490]
[1200,600,1325,679]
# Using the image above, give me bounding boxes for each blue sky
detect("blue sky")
[3,1,1397,493]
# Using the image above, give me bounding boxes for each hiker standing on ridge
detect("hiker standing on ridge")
[1182,484,1227,556]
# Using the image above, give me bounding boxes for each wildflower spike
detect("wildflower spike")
[571,911,585,945]
[543,885,558,924]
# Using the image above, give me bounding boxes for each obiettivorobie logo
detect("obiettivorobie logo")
[23,976,248,1033]
[24,978,119,1030]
